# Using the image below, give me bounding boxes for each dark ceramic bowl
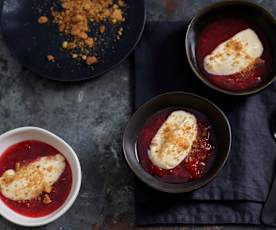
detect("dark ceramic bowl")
[186,1,276,96]
[123,92,231,193]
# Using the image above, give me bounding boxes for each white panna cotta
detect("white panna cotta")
[203,28,264,76]
[0,154,65,201]
[148,111,198,170]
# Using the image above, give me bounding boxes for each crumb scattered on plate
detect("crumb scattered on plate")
[38,0,126,66]
[47,55,55,62]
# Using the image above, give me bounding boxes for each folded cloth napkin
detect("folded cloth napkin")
[134,21,276,225]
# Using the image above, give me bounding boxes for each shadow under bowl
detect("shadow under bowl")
[185,0,276,96]
[123,92,231,193]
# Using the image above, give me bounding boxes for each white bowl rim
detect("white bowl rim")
[0,126,82,227]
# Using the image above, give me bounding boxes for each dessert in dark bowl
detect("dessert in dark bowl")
[186,1,276,95]
[123,92,231,193]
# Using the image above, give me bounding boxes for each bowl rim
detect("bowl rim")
[123,91,232,193]
[0,126,82,227]
[185,0,276,96]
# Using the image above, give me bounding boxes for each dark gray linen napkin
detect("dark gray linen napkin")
[134,21,276,225]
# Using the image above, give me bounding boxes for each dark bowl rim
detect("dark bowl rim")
[123,91,232,193]
[185,0,276,96]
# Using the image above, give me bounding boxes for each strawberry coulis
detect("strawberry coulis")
[0,140,72,217]
[196,16,272,92]
[137,109,215,183]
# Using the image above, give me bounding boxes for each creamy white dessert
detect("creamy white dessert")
[0,154,66,201]
[148,111,198,170]
[204,28,264,75]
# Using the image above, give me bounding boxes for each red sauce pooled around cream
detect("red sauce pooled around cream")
[137,109,215,183]
[0,140,72,217]
[196,16,272,92]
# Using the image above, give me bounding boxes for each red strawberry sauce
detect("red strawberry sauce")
[196,16,272,92]
[137,109,215,183]
[0,140,72,217]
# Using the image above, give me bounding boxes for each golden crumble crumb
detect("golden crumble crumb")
[111,8,123,23]
[118,0,125,7]
[62,41,68,49]
[118,27,123,36]
[84,37,94,48]
[38,16,48,24]
[86,56,97,65]
[72,53,78,59]
[42,194,52,204]
[67,42,77,50]
[47,55,55,62]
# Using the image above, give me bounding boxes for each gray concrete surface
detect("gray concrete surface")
[0,0,276,229]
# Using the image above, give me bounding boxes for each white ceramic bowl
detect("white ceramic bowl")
[0,127,82,226]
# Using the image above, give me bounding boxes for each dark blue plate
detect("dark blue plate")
[0,0,146,81]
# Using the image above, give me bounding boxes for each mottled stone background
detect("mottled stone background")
[0,0,276,229]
